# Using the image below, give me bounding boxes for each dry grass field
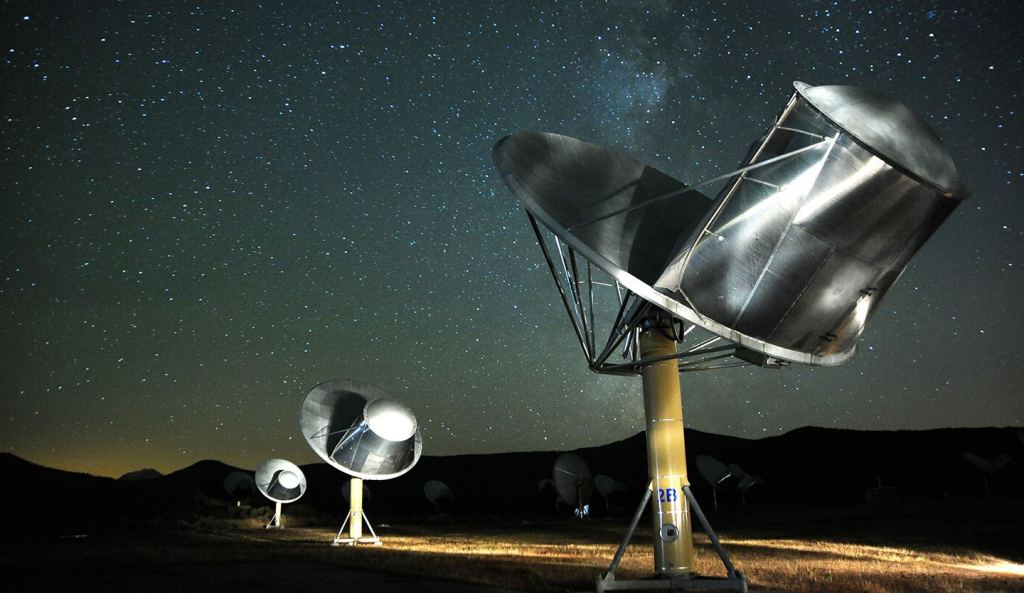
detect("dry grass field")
[5,502,1022,592]
[246,521,1023,593]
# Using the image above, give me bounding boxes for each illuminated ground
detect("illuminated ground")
[9,504,1022,593]
[254,521,1023,593]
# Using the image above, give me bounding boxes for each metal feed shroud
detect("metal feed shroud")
[493,81,965,592]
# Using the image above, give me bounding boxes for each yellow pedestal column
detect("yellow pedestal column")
[639,318,693,576]
[349,477,364,540]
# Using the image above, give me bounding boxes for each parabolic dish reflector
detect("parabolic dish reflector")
[696,455,731,486]
[727,463,762,490]
[424,480,455,504]
[223,470,256,498]
[595,474,626,498]
[300,380,423,480]
[552,453,594,507]
[493,81,965,367]
[255,459,307,503]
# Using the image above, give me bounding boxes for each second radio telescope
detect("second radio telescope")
[255,458,307,529]
[300,380,423,545]
[301,380,422,481]
[424,479,455,511]
[223,470,256,504]
[553,453,594,518]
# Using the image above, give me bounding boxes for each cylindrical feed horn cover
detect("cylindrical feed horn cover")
[300,380,423,480]
[255,458,307,503]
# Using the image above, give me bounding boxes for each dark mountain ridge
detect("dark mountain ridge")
[2,425,1020,532]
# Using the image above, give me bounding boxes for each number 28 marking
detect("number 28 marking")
[657,488,678,503]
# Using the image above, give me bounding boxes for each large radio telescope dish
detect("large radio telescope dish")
[300,380,422,481]
[492,81,965,588]
[493,81,965,372]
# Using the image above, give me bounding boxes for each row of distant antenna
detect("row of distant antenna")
[218,380,424,536]
[695,456,763,512]
[538,452,760,518]
[539,453,627,518]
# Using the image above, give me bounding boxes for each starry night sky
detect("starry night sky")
[2,1,1021,477]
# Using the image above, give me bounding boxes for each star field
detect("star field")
[1,1,1021,477]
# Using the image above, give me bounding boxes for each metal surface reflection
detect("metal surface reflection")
[255,458,307,503]
[300,380,422,480]
[493,81,965,369]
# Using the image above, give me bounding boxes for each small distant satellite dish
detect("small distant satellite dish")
[300,380,423,545]
[255,459,307,529]
[696,455,734,512]
[595,474,627,510]
[696,455,731,484]
[223,470,256,505]
[963,452,1012,474]
[726,463,763,505]
[341,479,372,504]
[962,452,1014,499]
[864,477,899,514]
[595,475,626,497]
[553,453,593,518]
[424,480,455,511]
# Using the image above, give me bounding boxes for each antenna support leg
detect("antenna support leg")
[333,478,382,546]
[266,500,282,529]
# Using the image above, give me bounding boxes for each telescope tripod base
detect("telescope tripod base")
[265,501,283,529]
[333,536,381,546]
[595,575,748,593]
[597,486,747,593]
[332,508,382,546]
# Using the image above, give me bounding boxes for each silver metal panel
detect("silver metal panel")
[656,97,959,362]
[494,83,963,368]
[300,380,423,481]
[493,132,713,287]
[255,458,307,503]
[794,81,962,194]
